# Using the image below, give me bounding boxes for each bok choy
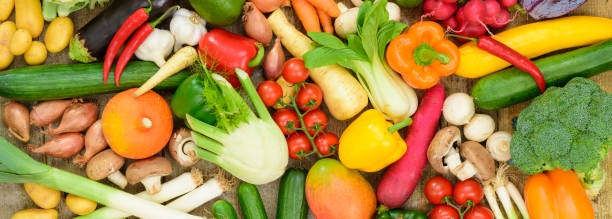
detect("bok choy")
[186,63,288,185]
[303,0,418,123]
[0,137,202,219]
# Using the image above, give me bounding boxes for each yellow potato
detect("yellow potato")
[0,0,14,21]
[44,17,73,53]
[24,183,61,209]
[65,194,97,216]
[11,209,57,219]
[25,41,46,65]
[15,0,43,37]
[0,21,15,70]
[9,29,31,55]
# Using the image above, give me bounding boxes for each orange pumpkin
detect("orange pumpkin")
[102,88,173,159]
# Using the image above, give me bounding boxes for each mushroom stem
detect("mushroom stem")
[452,161,478,181]
[444,147,462,170]
[141,175,163,194]
[107,171,128,189]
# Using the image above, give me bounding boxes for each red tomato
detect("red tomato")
[296,84,323,111]
[272,109,300,135]
[425,176,453,204]
[257,81,283,106]
[465,206,494,219]
[282,58,309,83]
[303,109,328,135]
[287,132,312,160]
[430,205,460,219]
[314,132,338,155]
[453,179,484,205]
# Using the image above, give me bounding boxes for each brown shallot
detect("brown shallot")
[74,120,107,167]
[243,2,272,46]
[250,0,285,13]
[28,133,85,158]
[264,38,285,80]
[30,99,73,127]
[44,102,98,135]
[3,101,30,142]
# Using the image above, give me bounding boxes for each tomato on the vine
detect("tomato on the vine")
[314,132,338,156]
[296,83,323,111]
[453,179,484,205]
[286,132,312,160]
[430,205,460,219]
[282,58,309,83]
[425,176,453,204]
[272,109,300,135]
[303,109,328,135]
[465,206,494,219]
[257,81,283,106]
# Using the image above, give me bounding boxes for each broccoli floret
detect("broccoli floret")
[510,77,612,198]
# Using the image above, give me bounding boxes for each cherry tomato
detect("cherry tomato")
[296,84,323,111]
[314,132,338,155]
[257,81,282,106]
[272,109,300,135]
[453,179,484,205]
[286,132,312,160]
[303,109,328,135]
[425,176,453,204]
[465,206,494,219]
[430,205,460,219]
[282,58,309,83]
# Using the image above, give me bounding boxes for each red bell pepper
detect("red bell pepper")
[198,28,264,88]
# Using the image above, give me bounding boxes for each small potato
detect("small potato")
[11,208,57,219]
[0,0,14,21]
[44,17,73,53]
[24,183,61,209]
[0,21,16,70]
[24,41,46,65]
[9,28,31,55]
[66,194,97,215]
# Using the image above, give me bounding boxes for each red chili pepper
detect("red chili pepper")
[113,6,179,87]
[103,1,153,84]
[198,29,264,88]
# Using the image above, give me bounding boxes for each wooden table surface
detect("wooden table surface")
[1,0,611,218]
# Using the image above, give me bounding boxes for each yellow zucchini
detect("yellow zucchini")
[456,16,612,78]
[15,0,43,38]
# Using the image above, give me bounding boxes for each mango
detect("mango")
[305,158,376,219]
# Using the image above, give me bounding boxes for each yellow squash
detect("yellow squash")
[15,0,43,38]
[457,16,612,78]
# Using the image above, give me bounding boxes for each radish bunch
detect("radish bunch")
[424,0,517,39]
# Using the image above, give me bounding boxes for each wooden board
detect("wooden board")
[1,0,611,218]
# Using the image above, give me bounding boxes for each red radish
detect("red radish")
[30,99,73,127]
[28,133,85,158]
[456,7,465,24]
[442,0,457,3]
[444,17,459,30]
[44,102,98,135]
[423,0,457,21]
[462,0,494,35]
[500,0,517,8]
[456,23,487,41]
[376,83,445,208]
[482,0,501,25]
[74,120,108,167]
[490,8,511,28]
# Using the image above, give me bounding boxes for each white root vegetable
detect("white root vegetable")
[506,182,530,219]
[170,9,207,52]
[483,181,505,219]
[464,114,496,142]
[486,131,512,162]
[443,92,475,126]
[165,176,230,212]
[135,28,175,67]
[134,46,197,97]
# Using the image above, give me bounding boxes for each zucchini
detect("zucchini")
[276,168,308,219]
[212,200,238,219]
[238,182,268,219]
[472,39,612,110]
[0,61,190,101]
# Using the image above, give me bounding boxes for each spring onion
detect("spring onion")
[0,136,202,219]
[494,164,518,219]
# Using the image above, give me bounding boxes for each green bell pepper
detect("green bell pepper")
[171,74,216,125]
[377,206,427,219]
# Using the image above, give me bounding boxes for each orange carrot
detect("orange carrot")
[307,0,340,17]
[292,0,321,32]
[317,8,334,34]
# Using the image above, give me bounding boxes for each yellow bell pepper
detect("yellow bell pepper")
[338,109,411,172]
[457,16,612,78]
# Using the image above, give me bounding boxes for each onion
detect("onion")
[30,99,73,127]
[44,102,98,135]
[28,133,85,158]
[264,38,285,80]
[74,120,108,167]
[3,101,30,142]
[243,2,273,46]
[249,0,284,13]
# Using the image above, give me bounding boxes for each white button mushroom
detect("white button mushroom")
[464,114,496,142]
[169,128,200,167]
[486,131,512,162]
[443,93,475,126]
[126,156,173,194]
[86,149,127,189]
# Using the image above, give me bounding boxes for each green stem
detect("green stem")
[248,43,265,67]
[150,5,180,28]
[413,43,451,66]
[446,34,478,43]
[508,3,526,14]
[236,68,273,122]
[388,116,412,134]
[191,131,225,155]
[144,0,153,14]
[186,114,229,142]
[193,147,221,165]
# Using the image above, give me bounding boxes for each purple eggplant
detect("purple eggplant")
[520,0,586,20]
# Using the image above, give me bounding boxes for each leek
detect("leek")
[0,137,202,219]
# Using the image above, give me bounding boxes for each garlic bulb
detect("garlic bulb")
[170,9,207,52]
[135,29,175,67]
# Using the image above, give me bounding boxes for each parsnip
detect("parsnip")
[274,76,296,109]
[134,46,197,97]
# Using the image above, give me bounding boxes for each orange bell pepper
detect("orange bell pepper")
[524,169,594,219]
[386,21,459,89]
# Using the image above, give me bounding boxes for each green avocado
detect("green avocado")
[188,0,245,26]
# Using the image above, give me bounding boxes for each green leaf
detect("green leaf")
[377,21,407,58]
[308,32,347,49]
[360,0,389,59]
[303,47,364,68]
[356,1,373,35]
[347,34,368,60]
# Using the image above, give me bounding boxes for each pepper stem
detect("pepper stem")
[247,43,265,67]
[446,34,479,43]
[145,0,153,14]
[150,5,180,28]
[388,116,412,134]
[413,43,451,66]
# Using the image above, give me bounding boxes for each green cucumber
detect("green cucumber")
[276,168,308,219]
[212,200,238,219]
[238,182,268,219]
[472,39,612,110]
[0,61,190,101]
